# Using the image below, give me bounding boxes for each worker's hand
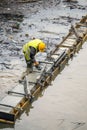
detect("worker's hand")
[33,61,39,66]
[35,65,42,70]
[34,61,42,70]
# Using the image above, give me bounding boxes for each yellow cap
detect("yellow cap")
[38,42,46,52]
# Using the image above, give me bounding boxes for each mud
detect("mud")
[0,0,87,129]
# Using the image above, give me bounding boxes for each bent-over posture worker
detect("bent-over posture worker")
[21,39,46,79]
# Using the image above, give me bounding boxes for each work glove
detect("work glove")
[34,61,42,70]
[35,65,42,70]
[34,61,39,66]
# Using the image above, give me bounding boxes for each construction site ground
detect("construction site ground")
[0,0,87,130]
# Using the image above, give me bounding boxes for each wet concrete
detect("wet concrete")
[0,0,87,129]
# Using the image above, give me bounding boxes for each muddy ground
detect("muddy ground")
[0,0,87,129]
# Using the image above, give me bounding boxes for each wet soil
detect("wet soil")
[0,0,87,129]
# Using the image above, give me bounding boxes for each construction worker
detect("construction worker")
[21,39,46,79]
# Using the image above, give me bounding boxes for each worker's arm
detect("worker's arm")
[29,47,41,70]
[30,47,36,63]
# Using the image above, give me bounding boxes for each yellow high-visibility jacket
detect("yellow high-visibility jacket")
[23,39,42,61]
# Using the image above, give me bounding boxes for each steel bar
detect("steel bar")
[33,70,41,73]
[39,61,54,64]
[28,81,37,85]
[8,91,25,96]
[0,104,21,111]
